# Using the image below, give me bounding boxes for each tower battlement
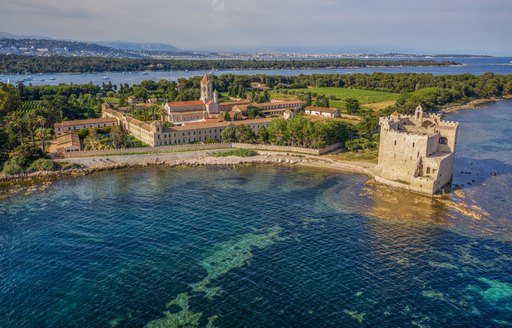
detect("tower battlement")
[376,105,459,196]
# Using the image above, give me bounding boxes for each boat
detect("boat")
[49,78,57,81]
[40,79,45,82]
[141,72,149,75]
[102,76,110,80]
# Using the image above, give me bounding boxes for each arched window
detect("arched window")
[439,137,448,145]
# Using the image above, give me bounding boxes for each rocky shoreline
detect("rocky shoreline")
[0,152,488,222]
[442,95,512,113]
[0,152,374,198]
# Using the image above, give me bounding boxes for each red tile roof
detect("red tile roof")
[167,100,205,108]
[305,106,340,114]
[54,117,118,128]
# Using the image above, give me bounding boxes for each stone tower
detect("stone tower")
[200,73,213,102]
[375,105,459,195]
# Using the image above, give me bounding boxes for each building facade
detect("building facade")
[54,118,119,136]
[102,104,273,147]
[305,106,341,118]
[375,105,459,195]
[163,73,223,124]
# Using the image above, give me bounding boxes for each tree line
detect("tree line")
[221,116,350,149]
[0,54,459,74]
[2,71,512,172]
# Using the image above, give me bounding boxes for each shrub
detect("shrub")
[60,162,83,170]
[212,149,258,157]
[26,159,60,172]
[2,156,27,175]
[345,138,378,151]
[78,128,90,139]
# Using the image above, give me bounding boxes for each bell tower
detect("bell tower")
[200,73,213,102]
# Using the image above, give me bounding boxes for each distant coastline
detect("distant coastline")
[0,54,461,74]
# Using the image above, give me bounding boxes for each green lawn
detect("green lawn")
[272,87,399,110]
[334,149,379,163]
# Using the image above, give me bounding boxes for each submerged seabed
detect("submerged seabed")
[1,101,512,327]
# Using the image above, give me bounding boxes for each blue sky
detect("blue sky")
[1,0,511,55]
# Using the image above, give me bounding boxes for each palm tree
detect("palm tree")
[35,127,51,152]
[159,107,167,122]
[6,111,25,145]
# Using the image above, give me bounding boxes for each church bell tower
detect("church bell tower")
[200,73,213,102]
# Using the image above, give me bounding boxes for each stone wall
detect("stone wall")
[62,142,343,158]
[232,142,342,155]
[62,143,232,158]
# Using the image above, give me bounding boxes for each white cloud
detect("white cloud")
[0,0,510,55]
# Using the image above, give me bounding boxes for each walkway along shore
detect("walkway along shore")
[0,149,488,221]
[0,149,376,194]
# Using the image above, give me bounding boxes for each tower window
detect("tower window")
[439,137,448,145]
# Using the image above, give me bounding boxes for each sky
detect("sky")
[1,0,511,55]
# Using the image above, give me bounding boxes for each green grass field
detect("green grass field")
[333,149,379,163]
[272,87,399,110]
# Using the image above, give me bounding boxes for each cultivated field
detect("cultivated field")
[272,87,399,111]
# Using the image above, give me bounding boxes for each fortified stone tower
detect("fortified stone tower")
[375,105,459,195]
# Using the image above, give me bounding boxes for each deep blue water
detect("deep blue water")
[1,101,512,327]
[1,57,511,86]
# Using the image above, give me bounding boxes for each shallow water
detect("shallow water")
[1,101,512,327]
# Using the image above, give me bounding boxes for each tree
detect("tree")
[315,95,329,108]
[110,126,128,149]
[0,83,21,116]
[235,125,255,143]
[262,90,270,103]
[345,98,360,114]
[221,126,236,142]
[119,97,127,107]
[267,118,289,145]
[224,112,232,121]
[133,86,149,102]
[305,93,312,107]
[245,105,263,119]
[257,126,269,144]
[84,129,101,150]
[35,127,52,152]
[358,112,379,137]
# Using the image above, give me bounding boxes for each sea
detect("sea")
[0,99,511,327]
[1,57,512,86]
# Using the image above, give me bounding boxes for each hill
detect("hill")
[94,41,182,52]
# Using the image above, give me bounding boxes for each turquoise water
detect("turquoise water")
[1,101,512,327]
